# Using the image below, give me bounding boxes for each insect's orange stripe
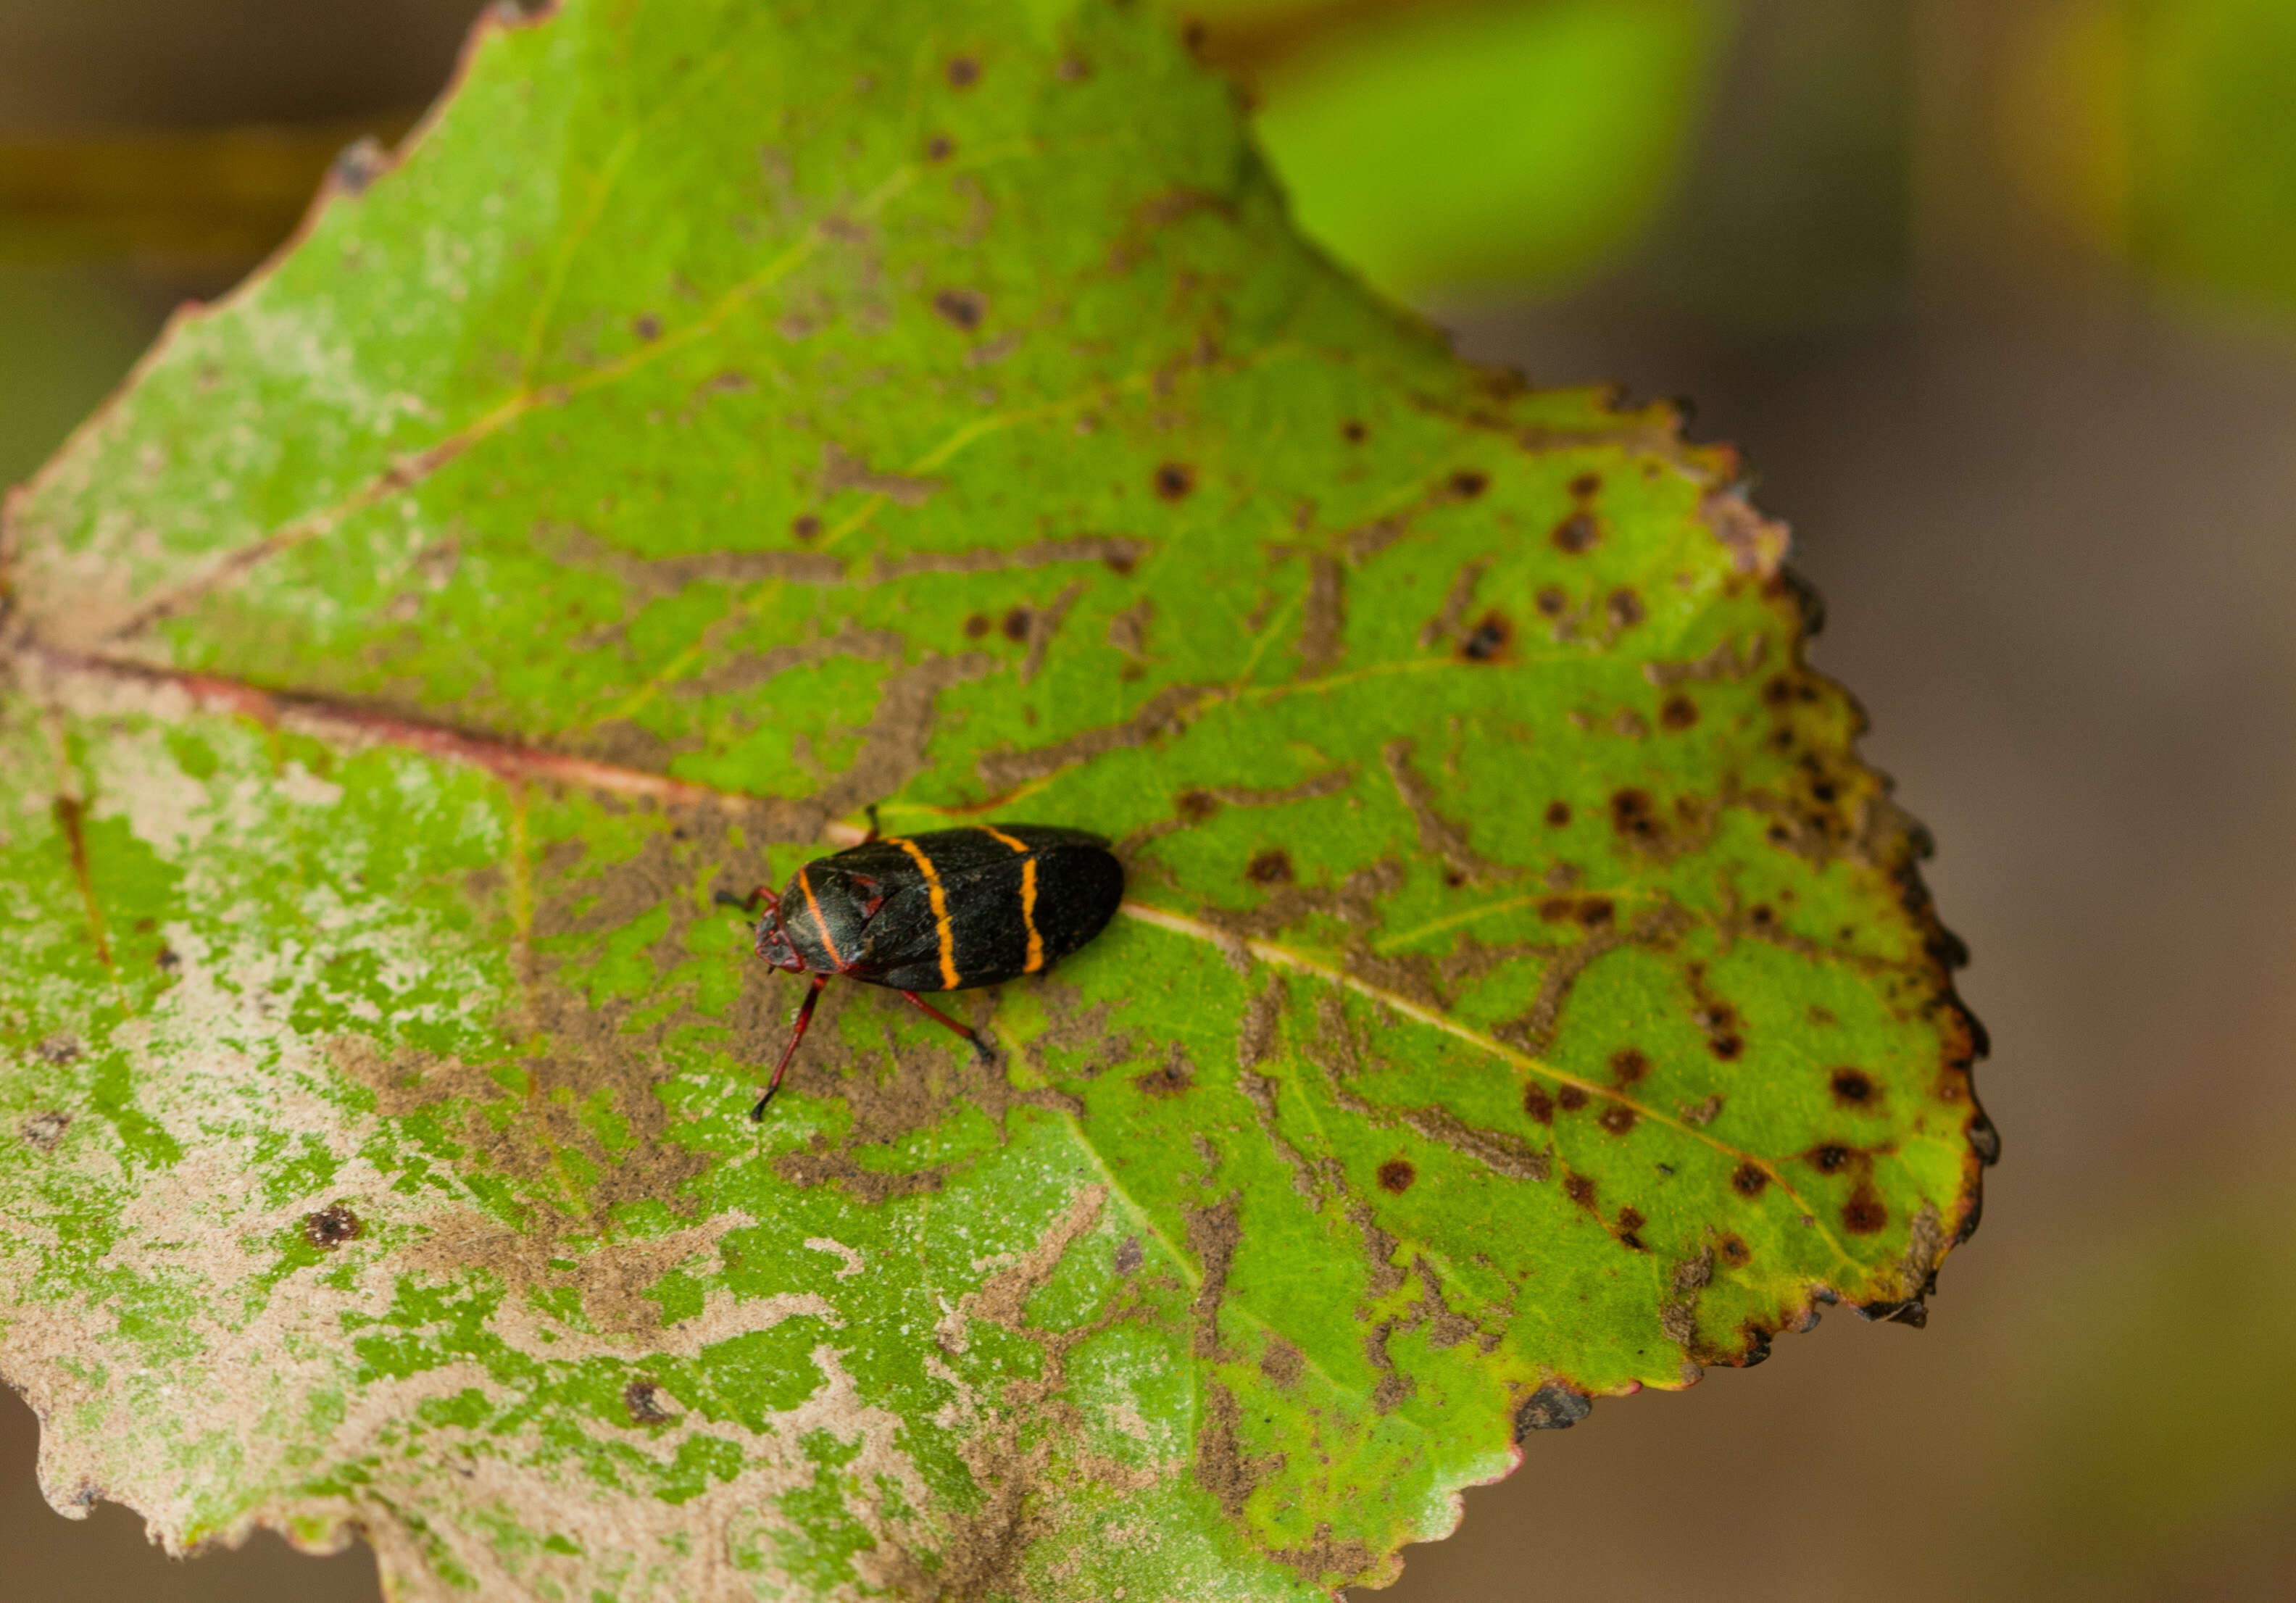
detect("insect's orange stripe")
[798,867,845,968]
[1020,857,1044,973]
[978,824,1031,853]
[890,836,960,988]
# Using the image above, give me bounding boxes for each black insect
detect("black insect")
[720,815,1124,1117]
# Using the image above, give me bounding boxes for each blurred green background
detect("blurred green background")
[6,1,2295,1598]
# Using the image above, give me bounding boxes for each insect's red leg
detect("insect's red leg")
[860,804,882,845]
[752,973,829,1120]
[899,990,991,1063]
[715,884,779,917]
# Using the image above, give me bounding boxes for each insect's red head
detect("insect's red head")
[754,914,805,972]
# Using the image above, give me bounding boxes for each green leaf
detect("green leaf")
[2127,0,2296,315]
[0,1,1987,1599]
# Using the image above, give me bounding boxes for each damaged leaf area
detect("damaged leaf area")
[0,2,1989,1599]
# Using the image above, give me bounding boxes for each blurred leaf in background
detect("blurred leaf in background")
[2127,0,2296,317]
[1191,0,1730,302]
[2005,0,2296,324]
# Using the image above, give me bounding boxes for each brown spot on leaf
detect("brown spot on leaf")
[1515,1382,1591,1434]
[1236,976,1286,1072]
[1268,1527,1377,1586]
[1843,1186,1888,1234]
[1342,420,1367,444]
[775,1150,946,1204]
[1557,1084,1589,1112]
[1610,788,1663,846]
[1598,1102,1636,1136]
[1731,1162,1769,1197]
[946,56,980,87]
[820,442,945,508]
[1154,461,1194,500]
[1135,1044,1196,1098]
[790,514,821,541]
[925,133,954,161]
[1176,788,1219,823]
[1297,553,1345,675]
[1260,1339,1303,1386]
[624,1380,677,1424]
[1610,1048,1650,1086]
[1449,469,1488,499]
[1186,1198,1240,1360]
[1376,1159,1415,1194]
[20,1112,70,1152]
[962,613,990,639]
[1551,512,1599,553]
[1576,898,1613,928]
[1563,1172,1597,1209]
[1001,607,1031,642]
[1366,1322,1417,1412]
[1458,612,1511,662]
[1616,1207,1647,1249]
[1569,472,1602,498]
[1534,586,1568,617]
[932,288,986,329]
[1246,849,1294,886]
[1718,1234,1752,1266]
[1660,694,1699,730]
[1113,1236,1143,1274]
[1830,1067,1879,1107]
[633,313,662,341]
[303,1204,363,1250]
[1607,588,1645,628]
[1544,800,1571,827]
[1523,1084,1554,1123]
[1810,1144,1853,1174]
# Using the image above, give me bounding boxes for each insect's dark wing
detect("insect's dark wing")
[873,845,1123,993]
[1027,845,1125,964]
[854,857,1015,991]
[983,825,1111,853]
[820,825,1123,992]
[850,878,954,984]
[933,858,1037,987]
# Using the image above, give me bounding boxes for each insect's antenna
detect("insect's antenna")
[714,847,778,920]
[861,804,882,844]
[715,882,778,917]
